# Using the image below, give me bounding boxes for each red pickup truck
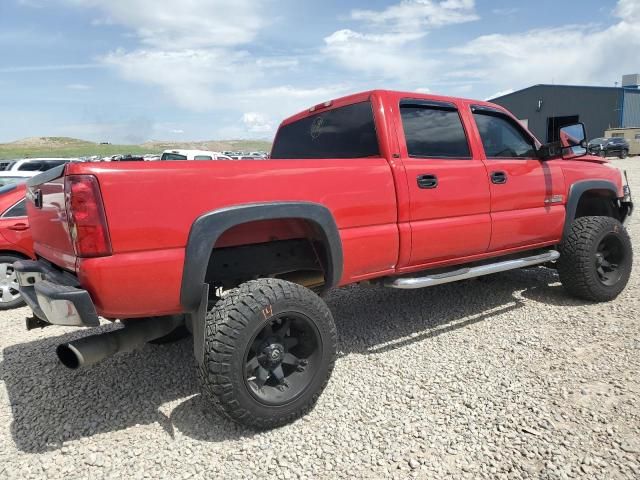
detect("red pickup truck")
[16,90,633,428]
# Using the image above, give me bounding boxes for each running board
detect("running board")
[385,250,560,290]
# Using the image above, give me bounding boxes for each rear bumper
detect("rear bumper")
[14,260,99,327]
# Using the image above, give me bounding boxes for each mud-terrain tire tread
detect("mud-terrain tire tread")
[558,216,632,302]
[197,278,337,429]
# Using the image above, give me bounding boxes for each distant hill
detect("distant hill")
[0,137,273,160]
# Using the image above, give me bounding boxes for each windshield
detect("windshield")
[161,153,188,160]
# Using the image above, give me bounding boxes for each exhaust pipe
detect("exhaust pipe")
[56,315,184,369]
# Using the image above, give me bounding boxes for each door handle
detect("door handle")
[8,223,29,231]
[417,174,438,189]
[490,171,507,184]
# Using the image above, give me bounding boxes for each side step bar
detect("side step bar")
[385,250,560,290]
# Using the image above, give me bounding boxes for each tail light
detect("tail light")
[64,175,112,257]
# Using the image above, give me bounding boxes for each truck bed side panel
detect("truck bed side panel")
[62,159,399,315]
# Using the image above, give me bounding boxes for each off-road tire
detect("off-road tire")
[558,216,632,301]
[197,278,337,429]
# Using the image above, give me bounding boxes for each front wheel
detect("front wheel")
[198,278,337,429]
[620,149,628,159]
[558,216,633,302]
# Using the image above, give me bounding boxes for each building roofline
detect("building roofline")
[490,83,636,101]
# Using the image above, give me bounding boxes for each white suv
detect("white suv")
[0,158,80,176]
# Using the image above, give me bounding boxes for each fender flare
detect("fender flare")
[563,180,619,237]
[180,201,343,311]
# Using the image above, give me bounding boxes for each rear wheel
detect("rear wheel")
[198,278,337,429]
[620,149,628,159]
[558,216,632,301]
[0,255,25,310]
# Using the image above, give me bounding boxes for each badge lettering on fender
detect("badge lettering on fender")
[544,195,564,204]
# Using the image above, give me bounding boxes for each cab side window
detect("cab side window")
[473,112,536,159]
[400,100,471,159]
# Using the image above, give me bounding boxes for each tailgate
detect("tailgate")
[26,165,77,271]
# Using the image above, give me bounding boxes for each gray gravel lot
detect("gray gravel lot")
[1,158,640,479]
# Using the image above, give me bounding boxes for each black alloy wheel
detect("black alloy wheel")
[594,233,626,287]
[244,312,322,406]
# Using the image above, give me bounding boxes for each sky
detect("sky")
[1,0,639,144]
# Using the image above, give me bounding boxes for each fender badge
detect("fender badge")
[544,195,564,204]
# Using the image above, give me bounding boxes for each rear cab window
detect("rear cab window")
[271,101,379,159]
[399,99,471,158]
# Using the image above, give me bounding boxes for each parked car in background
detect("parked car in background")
[0,183,34,309]
[588,137,630,158]
[111,155,145,162]
[0,158,80,175]
[161,149,233,160]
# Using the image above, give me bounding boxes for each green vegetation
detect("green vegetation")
[0,137,273,160]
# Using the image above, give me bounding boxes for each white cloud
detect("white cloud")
[0,63,102,73]
[65,0,339,136]
[242,112,273,133]
[66,83,92,90]
[323,29,432,78]
[351,0,478,30]
[485,89,514,101]
[451,1,640,91]
[65,0,264,49]
[323,1,477,83]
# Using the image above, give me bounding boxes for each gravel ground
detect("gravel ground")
[1,158,640,480]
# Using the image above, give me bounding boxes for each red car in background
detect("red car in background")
[0,182,34,309]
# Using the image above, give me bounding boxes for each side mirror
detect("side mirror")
[538,122,588,160]
[559,123,587,150]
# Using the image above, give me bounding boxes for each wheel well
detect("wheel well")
[574,189,620,221]
[205,219,329,292]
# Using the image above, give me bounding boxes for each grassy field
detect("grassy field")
[0,137,273,160]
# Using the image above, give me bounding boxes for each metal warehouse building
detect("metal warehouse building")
[491,74,640,143]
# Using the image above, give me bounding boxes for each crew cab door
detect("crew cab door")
[470,106,565,251]
[395,99,492,269]
[0,198,32,256]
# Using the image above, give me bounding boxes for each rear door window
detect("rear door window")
[194,155,213,160]
[399,100,470,158]
[271,101,379,159]
[3,199,27,217]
